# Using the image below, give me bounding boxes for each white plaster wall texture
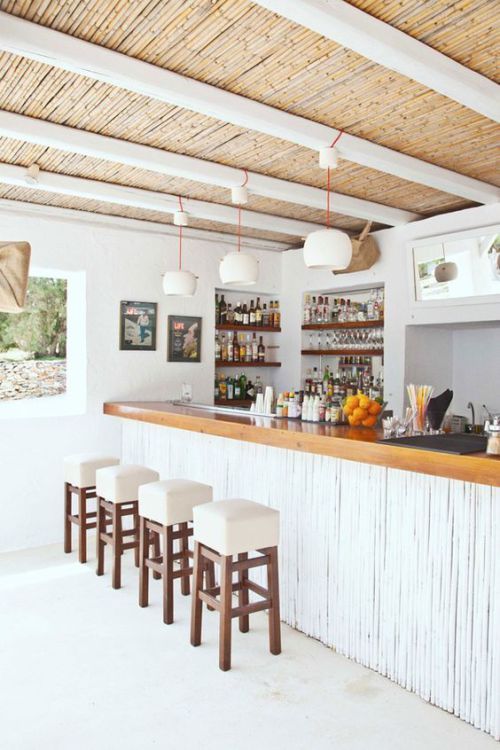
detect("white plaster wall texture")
[122,420,500,740]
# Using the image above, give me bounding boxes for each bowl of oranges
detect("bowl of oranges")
[342,393,385,428]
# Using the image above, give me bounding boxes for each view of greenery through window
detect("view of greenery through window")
[0,277,67,401]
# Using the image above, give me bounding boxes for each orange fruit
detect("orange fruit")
[353,407,368,421]
[348,414,361,426]
[345,395,359,409]
[358,396,370,410]
[362,415,377,427]
[343,404,353,416]
[368,402,382,416]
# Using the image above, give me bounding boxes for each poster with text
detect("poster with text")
[167,315,202,362]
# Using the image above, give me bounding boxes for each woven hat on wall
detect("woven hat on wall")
[0,241,32,312]
[334,222,380,275]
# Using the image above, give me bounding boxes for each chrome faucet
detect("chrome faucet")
[467,402,475,430]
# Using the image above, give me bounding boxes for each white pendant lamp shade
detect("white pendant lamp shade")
[231,185,248,204]
[303,228,352,271]
[319,146,339,169]
[434,261,458,283]
[163,269,197,296]
[173,209,188,226]
[219,251,258,286]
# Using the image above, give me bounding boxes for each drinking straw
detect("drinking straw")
[407,384,434,432]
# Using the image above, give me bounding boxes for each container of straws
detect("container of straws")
[407,383,434,434]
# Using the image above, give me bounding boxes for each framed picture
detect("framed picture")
[167,315,202,362]
[119,300,157,351]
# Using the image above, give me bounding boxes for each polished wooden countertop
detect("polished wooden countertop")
[103,401,500,488]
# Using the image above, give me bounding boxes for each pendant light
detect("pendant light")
[220,173,258,286]
[163,197,197,296]
[231,168,249,205]
[303,133,352,271]
[434,261,458,283]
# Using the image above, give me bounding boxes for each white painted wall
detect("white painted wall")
[0,208,281,552]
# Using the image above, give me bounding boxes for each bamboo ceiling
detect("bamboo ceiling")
[0,0,498,244]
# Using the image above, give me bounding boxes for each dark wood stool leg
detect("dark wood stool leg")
[179,522,190,595]
[96,497,105,576]
[190,541,204,647]
[64,482,72,553]
[111,504,122,590]
[139,516,149,607]
[133,504,140,568]
[163,525,174,624]
[219,554,233,671]
[205,559,216,611]
[238,552,250,633]
[152,531,161,580]
[268,546,281,655]
[78,488,87,564]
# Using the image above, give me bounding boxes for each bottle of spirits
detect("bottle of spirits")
[245,334,252,362]
[226,303,234,324]
[262,303,270,327]
[367,291,375,321]
[234,377,241,400]
[227,377,234,400]
[242,303,249,326]
[303,294,311,324]
[239,335,246,362]
[317,296,324,323]
[214,375,220,401]
[255,297,262,326]
[273,300,281,328]
[249,300,256,325]
[233,331,240,362]
[255,375,263,395]
[239,372,247,400]
[311,296,317,323]
[219,374,227,400]
[227,333,233,362]
[234,301,242,325]
[251,332,258,362]
[219,294,227,325]
[258,336,265,362]
[323,296,330,324]
[215,333,221,361]
[215,293,220,325]
[246,379,255,400]
[220,334,227,361]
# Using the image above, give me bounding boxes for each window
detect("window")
[0,268,86,418]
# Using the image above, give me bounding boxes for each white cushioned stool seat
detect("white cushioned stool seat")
[64,453,120,488]
[96,464,159,503]
[139,479,213,526]
[193,499,279,556]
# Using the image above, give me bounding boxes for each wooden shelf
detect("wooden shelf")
[216,324,281,332]
[302,320,382,330]
[214,399,253,407]
[215,360,281,368]
[301,349,383,357]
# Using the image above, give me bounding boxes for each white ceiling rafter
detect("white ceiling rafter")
[252,0,500,124]
[0,111,418,226]
[0,161,322,237]
[0,12,498,206]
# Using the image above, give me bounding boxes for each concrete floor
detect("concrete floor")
[0,543,496,750]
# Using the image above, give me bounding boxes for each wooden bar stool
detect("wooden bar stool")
[138,479,213,624]
[191,499,281,671]
[64,453,120,563]
[95,464,159,589]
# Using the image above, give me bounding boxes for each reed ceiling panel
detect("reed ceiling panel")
[0,0,497,191]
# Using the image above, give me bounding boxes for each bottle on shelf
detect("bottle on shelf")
[246,379,255,400]
[234,301,242,325]
[303,294,311,325]
[220,333,227,361]
[215,293,220,325]
[227,303,234,324]
[258,336,265,362]
[255,297,262,326]
[239,335,246,362]
[218,373,227,400]
[251,332,258,362]
[227,332,233,362]
[249,300,256,325]
[245,334,252,363]
[233,331,240,363]
[227,377,234,400]
[273,300,281,328]
[317,296,323,323]
[215,332,221,361]
[255,375,263,395]
[242,303,249,326]
[234,377,242,400]
[219,294,227,325]
[214,374,220,400]
[311,296,317,323]
[323,296,330,324]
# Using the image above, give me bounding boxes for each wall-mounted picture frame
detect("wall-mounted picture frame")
[119,300,157,351]
[167,315,202,362]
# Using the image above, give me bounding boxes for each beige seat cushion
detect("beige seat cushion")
[193,499,279,556]
[96,464,159,503]
[64,453,120,488]
[139,479,213,526]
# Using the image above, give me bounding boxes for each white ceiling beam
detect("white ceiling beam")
[253,0,500,124]
[0,110,418,225]
[0,12,497,206]
[0,162,322,237]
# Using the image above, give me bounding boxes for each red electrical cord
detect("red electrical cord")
[178,196,184,270]
[237,205,242,252]
[326,131,343,228]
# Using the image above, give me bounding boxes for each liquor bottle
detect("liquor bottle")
[242,303,249,326]
[246,379,255,400]
[234,377,241,400]
[255,375,263,395]
[227,377,234,400]
[367,291,375,321]
[322,365,330,395]
[226,303,234,324]
[215,333,221,361]
[239,372,247,399]
[227,333,233,362]
[317,296,323,323]
[245,334,252,362]
[215,293,220,325]
[273,300,281,328]
[303,294,311,324]
[251,332,258,362]
[239,335,246,362]
[373,294,380,321]
[262,303,270,327]
[214,375,220,401]
[234,301,242,325]
[220,334,227,361]
[258,336,265,362]
[323,296,330,323]
[311,296,317,323]
[220,294,227,325]
[255,297,262,326]
[219,374,227,400]
[233,331,240,363]
[249,300,256,325]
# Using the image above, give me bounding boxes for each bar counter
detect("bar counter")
[104,399,499,739]
[103,401,500,487]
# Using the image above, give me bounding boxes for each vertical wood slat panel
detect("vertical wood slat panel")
[122,421,500,740]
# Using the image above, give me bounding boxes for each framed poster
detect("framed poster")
[119,300,157,351]
[167,315,202,362]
